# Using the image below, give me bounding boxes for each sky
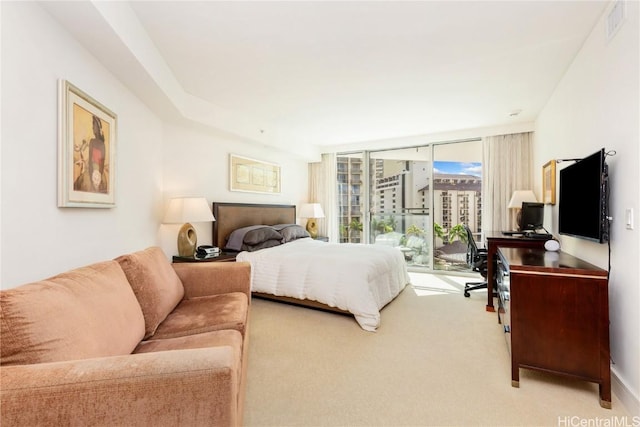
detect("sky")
[433,161,482,176]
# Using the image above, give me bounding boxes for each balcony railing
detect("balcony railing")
[369,212,431,268]
[368,211,470,272]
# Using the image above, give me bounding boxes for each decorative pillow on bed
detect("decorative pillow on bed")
[272,224,311,242]
[242,239,282,252]
[225,225,284,251]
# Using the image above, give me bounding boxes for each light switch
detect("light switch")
[626,208,634,230]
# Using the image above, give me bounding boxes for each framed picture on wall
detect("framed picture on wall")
[58,80,117,208]
[542,160,556,205]
[229,154,281,194]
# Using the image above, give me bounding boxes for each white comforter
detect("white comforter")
[236,239,410,331]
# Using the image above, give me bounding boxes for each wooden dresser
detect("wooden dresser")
[496,247,611,408]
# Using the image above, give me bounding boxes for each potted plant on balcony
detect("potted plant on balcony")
[434,222,447,246]
[406,225,428,265]
[448,224,468,244]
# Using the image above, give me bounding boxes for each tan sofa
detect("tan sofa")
[0,246,251,426]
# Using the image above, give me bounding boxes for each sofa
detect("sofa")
[0,246,251,426]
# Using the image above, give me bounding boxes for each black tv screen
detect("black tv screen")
[558,148,609,243]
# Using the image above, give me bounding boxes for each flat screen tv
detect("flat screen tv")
[558,148,609,243]
[519,202,544,231]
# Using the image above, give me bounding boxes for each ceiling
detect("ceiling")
[41,1,608,158]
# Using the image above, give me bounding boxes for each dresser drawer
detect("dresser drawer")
[496,257,511,354]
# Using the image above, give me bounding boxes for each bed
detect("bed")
[212,202,410,331]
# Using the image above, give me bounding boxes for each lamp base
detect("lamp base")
[306,218,318,239]
[177,222,197,257]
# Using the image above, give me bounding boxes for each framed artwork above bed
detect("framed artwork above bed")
[229,154,281,194]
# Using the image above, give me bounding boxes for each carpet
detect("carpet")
[243,273,629,426]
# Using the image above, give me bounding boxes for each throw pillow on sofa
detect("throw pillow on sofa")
[116,247,185,338]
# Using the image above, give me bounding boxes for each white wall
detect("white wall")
[0,2,164,288]
[0,3,311,288]
[534,0,639,413]
[159,122,309,256]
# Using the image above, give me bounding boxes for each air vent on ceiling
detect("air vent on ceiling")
[606,0,625,41]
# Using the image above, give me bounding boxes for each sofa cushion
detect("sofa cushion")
[0,261,145,365]
[134,329,242,357]
[116,247,185,338]
[151,292,248,340]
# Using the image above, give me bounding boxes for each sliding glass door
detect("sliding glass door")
[336,139,483,273]
[369,147,433,269]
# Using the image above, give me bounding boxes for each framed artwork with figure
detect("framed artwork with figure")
[58,80,117,208]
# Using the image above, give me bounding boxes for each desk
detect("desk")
[484,231,548,312]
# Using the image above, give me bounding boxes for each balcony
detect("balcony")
[370,212,470,272]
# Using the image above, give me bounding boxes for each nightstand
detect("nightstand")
[172,252,237,263]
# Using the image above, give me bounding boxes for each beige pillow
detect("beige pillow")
[116,247,185,338]
[0,261,145,365]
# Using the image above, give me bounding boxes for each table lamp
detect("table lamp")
[299,203,325,239]
[163,197,215,257]
[508,190,537,230]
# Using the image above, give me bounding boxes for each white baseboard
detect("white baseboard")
[612,367,640,416]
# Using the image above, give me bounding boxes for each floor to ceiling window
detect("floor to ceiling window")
[336,139,483,273]
[431,140,483,271]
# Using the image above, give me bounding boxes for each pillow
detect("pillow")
[0,261,145,365]
[272,224,311,242]
[115,247,185,338]
[242,239,283,252]
[225,225,283,251]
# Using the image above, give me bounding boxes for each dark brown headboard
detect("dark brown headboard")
[212,202,296,249]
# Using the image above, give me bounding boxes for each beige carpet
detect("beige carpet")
[243,273,630,426]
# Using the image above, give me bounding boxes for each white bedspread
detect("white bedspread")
[236,239,410,331]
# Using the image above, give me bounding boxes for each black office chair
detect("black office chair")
[463,225,488,298]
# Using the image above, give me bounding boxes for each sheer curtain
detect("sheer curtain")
[482,132,534,232]
[308,153,337,241]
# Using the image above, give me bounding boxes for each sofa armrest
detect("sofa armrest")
[172,261,251,300]
[1,347,239,426]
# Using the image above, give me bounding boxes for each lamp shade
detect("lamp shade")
[163,197,215,224]
[508,190,538,209]
[299,203,325,219]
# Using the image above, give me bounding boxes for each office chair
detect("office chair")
[463,225,488,298]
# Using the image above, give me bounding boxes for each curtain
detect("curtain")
[482,132,533,232]
[308,153,337,241]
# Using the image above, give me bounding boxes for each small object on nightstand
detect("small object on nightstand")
[196,245,220,257]
[173,252,237,263]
